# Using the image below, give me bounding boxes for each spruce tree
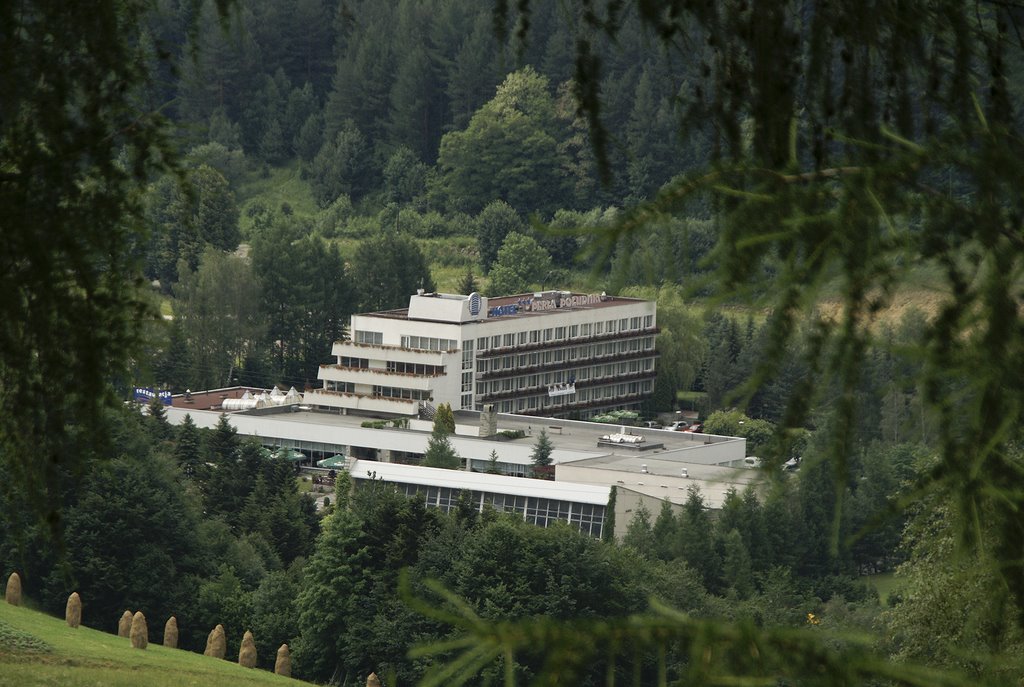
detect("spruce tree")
[530,428,553,467]
[422,420,460,470]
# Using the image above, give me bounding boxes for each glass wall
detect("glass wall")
[375,481,605,538]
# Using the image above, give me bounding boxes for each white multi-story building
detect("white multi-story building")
[304,290,658,419]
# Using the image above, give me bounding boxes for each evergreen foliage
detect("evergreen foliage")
[422,422,461,471]
[351,232,435,312]
[529,428,553,467]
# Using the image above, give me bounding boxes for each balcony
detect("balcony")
[319,365,439,390]
[476,349,659,382]
[475,326,659,359]
[517,388,653,417]
[330,340,452,362]
[303,388,422,415]
[477,371,656,404]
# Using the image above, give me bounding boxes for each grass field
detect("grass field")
[866,572,899,606]
[236,163,319,237]
[0,601,306,687]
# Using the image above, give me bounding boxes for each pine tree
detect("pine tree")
[422,423,460,470]
[434,403,456,434]
[486,450,500,474]
[458,268,477,295]
[530,428,553,467]
[174,414,203,479]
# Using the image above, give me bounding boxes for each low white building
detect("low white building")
[304,290,658,419]
[164,405,754,539]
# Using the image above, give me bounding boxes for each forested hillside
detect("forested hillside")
[131,0,727,395]
[5,1,1024,686]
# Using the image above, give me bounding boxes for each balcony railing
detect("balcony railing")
[474,326,659,359]
[476,349,659,382]
[477,370,656,403]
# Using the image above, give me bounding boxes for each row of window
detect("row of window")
[478,337,655,374]
[401,335,458,351]
[476,314,654,351]
[371,385,431,401]
[477,359,654,396]
[335,357,444,376]
[481,379,653,414]
[386,483,606,538]
[355,330,383,345]
[387,361,445,376]
[325,381,355,393]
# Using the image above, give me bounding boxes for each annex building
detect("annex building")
[164,401,753,541]
[304,290,658,419]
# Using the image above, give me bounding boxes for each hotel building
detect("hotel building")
[304,290,658,419]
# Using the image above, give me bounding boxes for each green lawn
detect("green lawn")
[236,163,319,237]
[0,601,306,687]
[866,572,899,605]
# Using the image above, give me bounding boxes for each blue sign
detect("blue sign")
[488,304,519,317]
[133,387,172,405]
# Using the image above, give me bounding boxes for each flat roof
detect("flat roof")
[170,386,267,412]
[349,460,611,505]
[361,291,649,322]
[165,404,745,468]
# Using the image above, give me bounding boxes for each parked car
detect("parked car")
[669,420,689,431]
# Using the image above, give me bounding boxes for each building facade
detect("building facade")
[304,291,658,419]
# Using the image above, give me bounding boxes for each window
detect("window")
[477,337,488,350]
[326,381,355,393]
[544,328,553,341]
[530,330,540,343]
[402,335,457,351]
[355,330,383,345]
[518,331,527,345]
[644,315,653,328]
[503,333,514,346]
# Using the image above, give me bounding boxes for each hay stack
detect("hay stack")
[163,616,178,648]
[367,673,382,687]
[274,644,291,677]
[130,611,148,649]
[238,629,256,668]
[118,610,133,637]
[4,572,21,606]
[204,624,226,659]
[65,592,82,628]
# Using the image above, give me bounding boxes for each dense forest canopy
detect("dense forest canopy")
[3,0,1024,685]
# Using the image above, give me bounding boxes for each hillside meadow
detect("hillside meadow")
[0,600,306,687]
